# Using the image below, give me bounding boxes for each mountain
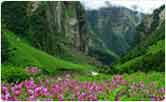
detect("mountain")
[1,1,165,73]
[2,1,102,65]
[135,5,165,44]
[86,6,144,56]
[111,5,165,73]
[2,1,102,68]
[1,2,165,101]
[2,1,90,57]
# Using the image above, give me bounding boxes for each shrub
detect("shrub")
[98,65,113,74]
[1,65,30,83]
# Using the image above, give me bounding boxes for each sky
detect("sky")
[81,0,165,14]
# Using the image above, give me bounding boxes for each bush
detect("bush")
[98,65,113,74]
[1,65,30,83]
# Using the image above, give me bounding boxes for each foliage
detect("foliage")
[58,48,99,65]
[1,64,30,83]
[119,22,165,64]
[112,40,164,73]
[1,32,15,63]
[98,65,111,74]
[27,3,66,55]
[109,19,165,73]
[1,1,28,37]
[1,1,73,56]
[3,31,95,76]
[27,3,48,50]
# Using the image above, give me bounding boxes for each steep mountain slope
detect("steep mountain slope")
[2,1,102,66]
[119,5,165,63]
[135,5,165,44]
[111,5,165,73]
[2,1,90,57]
[86,6,143,55]
[88,26,120,65]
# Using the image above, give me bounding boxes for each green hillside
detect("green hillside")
[1,1,165,101]
[112,22,165,73]
[2,31,96,75]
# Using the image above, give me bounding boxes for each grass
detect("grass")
[1,31,165,100]
[113,39,164,73]
[1,64,30,83]
[115,56,143,73]
[123,71,165,87]
[2,31,165,100]
[74,71,165,88]
[75,73,113,82]
[147,40,164,54]
[4,31,96,75]
[59,48,97,65]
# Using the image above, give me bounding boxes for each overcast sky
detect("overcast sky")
[81,0,165,14]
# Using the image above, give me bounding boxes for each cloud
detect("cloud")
[81,0,165,14]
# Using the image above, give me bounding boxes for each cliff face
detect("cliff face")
[114,5,165,72]
[27,1,89,55]
[136,5,165,43]
[86,6,143,55]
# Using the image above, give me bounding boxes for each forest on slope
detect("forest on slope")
[1,1,165,101]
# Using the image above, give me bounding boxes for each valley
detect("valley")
[1,1,165,101]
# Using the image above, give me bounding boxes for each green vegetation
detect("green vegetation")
[113,40,164,73]
[74,71,164,88]
[147,40,164,54]
[1,1,165,101]
[109,21,165,73]
[1,1,28,36]
[3,31,95,76]
[1,32,14,63]
[119,22,165,64]
[1,64,30,83]
[59,49,98,65]
[123,71,165,87]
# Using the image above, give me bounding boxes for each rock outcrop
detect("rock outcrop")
[86,6,144,55]
[135,5,165,43]
[27,1,89,55]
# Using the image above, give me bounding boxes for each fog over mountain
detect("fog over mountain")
[81,0,165,14]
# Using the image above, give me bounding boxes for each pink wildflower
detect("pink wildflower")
[26,67,39,74]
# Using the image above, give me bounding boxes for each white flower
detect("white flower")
[91,72,99,76]
[57,77,62,81]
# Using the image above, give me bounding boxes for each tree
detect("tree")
[1,1,28,37]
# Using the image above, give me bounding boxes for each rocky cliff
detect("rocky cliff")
[2,1,90,56]
[86,6,143,55]
[27,1,89,55]
[135,5,165,43]
[113,5,165,73]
